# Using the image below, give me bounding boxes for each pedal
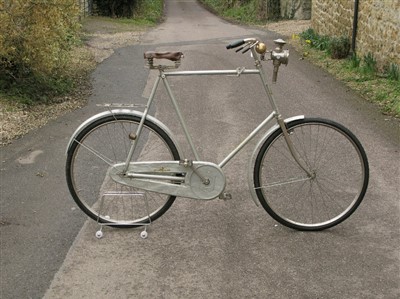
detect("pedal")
[219,192,232,200]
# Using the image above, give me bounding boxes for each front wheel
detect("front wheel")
[66,114,181,227]
[253,118,369,231]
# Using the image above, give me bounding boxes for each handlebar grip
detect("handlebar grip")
[226,40,245,49]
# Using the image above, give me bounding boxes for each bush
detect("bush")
[93,0,163,20]
[329,36,350,59]
[200,0,280,23]
[0,0,81,102]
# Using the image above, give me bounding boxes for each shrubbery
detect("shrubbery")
[200,0,280,23]
[329,36,350,59]
[0,0,81,103]
[93,0,163,21]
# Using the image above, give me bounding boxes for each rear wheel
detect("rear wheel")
[66,114,180,227]
[253,118,369,230]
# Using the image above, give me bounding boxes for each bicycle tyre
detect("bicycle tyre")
[253,118,369,231]
[66,113,181,227]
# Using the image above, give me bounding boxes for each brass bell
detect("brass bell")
[256,42,267,54]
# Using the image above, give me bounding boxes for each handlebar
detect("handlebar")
[226,38,289,83]
[226,38,258,50]
[226,39,246,49]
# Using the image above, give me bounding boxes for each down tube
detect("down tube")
[218,111,277,168]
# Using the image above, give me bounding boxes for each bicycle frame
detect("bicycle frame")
[66,44,311,202]
[123,47,311,176]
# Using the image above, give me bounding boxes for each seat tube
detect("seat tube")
[123,73,161,172]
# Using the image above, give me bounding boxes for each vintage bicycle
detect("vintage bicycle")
[66,38,369,238]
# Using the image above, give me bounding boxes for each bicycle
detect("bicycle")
[66,38,369,235]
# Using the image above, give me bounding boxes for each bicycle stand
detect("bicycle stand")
[95,191,151,239]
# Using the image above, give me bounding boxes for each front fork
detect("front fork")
[277,117,314,178]
[252,46,313,179]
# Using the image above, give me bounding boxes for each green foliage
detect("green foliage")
[345,52,398,83]
[329,36,350,59]
[1,74,74,105]
[299,28,330,51]
[345,53,399,116]
[349,53,361,69]
[385,63,399,81]
[133,0,163,23]
[224,1,259,23]
[93,0,163,21]
[200,0,278,23]
[313,35,330,51]
[0,0,81,103]
[361,52,377,75]
[299,28,318,42]
[300,29,350,59]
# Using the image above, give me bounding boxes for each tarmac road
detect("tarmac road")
[1,1,399,298]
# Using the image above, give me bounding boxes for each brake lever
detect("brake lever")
[235,46,245,53]
[241,41,259,54]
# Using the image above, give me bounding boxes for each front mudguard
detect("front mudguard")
[247,115,305,207]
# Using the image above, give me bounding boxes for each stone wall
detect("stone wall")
[280,0,311,19]
[312,0,400,69]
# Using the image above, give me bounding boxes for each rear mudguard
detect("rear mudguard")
[66,109,183,157]
[247,115,305,207]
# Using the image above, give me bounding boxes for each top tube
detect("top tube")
[163,69,260,77]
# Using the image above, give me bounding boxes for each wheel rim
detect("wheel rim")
[67,116,179,225]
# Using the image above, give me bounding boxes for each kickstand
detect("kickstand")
[95,192,151,239]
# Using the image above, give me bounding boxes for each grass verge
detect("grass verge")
[293,30,399,117]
